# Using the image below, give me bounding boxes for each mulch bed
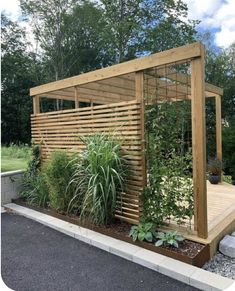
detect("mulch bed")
[11,198,209,267]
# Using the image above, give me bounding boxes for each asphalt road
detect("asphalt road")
[1,213,199,291]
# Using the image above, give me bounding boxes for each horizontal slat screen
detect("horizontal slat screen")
[31,100,143,224]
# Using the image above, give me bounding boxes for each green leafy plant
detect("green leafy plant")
[155,230,184,248]
[20,145,49,207]
[45,151,75,212]
[142,151,194,226]
[207,158,222,176]
[68,133,126,225]
[223,175,232,184]
[129,222,156,242]
[21,172,49,207]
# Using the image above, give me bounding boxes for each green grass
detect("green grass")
[1,157,28,172]
[1,144,31,172]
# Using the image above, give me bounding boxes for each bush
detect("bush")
[223,120,235,184]
[45,151,75,212]
[142,151,194,226]
[20,145,49,207]
[69,133,126,225]
[21,172,49,207]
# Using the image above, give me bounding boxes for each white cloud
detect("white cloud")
[184,0,235,48]
[1,0,37,52]
[0,0,21,21]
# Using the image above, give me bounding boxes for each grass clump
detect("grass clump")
[20,145,49,207]
[45,151,75,212]
[69,133,126,225]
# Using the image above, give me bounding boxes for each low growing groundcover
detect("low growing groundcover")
[12,198,209,267]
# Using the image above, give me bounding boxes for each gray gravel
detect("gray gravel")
[203,251,235,279]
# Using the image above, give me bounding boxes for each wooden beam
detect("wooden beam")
[205,83,223,96]
[74,86,79,108]
[191,52,208,239]
[33,95,40,114]
[215,94,222,182]
[30,42,203,96]
[135,71,146,189]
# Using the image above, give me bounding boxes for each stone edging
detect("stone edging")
[3,203,235,291]
[1,170,25,177]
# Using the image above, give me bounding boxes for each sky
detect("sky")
[1,0,235,48]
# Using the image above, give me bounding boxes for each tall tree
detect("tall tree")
[101,0,143,63]
[20,0,108,81]
[143,0,198,53]
[202,34,235,181]
[63,0,109,75]
[20,0,78,81]
[1,14,39,144]
[100,0,197,63]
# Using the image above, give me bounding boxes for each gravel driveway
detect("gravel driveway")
[1,213,199,291]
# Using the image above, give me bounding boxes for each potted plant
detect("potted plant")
[207,158,222,184]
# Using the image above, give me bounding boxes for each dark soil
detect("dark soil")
[11,198,206,261]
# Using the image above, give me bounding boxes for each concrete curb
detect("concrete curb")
[3,203,235,291]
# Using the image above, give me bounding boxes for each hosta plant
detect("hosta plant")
[155,230,184,248]
[129,222,156,242]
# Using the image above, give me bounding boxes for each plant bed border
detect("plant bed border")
[12,198,209,267]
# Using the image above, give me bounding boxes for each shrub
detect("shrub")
[45,151,75,212]
[129,222,156,242]
[223,119,235,184]
[21,172,49,207]
[155,230,184,248]
[69,133,126,225]
[142,151,194,226]
[20,145,49,207]
[207,158,222,176]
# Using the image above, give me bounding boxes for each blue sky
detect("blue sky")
[184,0,235,47]
[1,0,235,48]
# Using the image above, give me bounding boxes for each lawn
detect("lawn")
[1,144,31,173]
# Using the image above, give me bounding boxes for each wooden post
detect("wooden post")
[33,95,40,114]
[191,50,208,239]
[135,71,146,188]
[215,94,222,182]
[74,86,79,108]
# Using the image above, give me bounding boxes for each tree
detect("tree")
[63,0,110,75]
[203,34,235,180]
[20,0,78,81]
[1,14,40,144]
[100,0,143,63]
[100,0,198,64]
[142,0,198,53]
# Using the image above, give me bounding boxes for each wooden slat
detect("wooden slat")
[31,100,143,223]
[135,71,146,216]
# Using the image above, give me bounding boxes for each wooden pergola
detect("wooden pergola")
[30,42,224,239]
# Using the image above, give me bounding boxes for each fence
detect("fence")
[31,99,144,223]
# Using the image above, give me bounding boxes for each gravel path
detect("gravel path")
[203,251,235,279]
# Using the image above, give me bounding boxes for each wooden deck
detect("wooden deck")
[161,181,235,257]
[207,181,235,232]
